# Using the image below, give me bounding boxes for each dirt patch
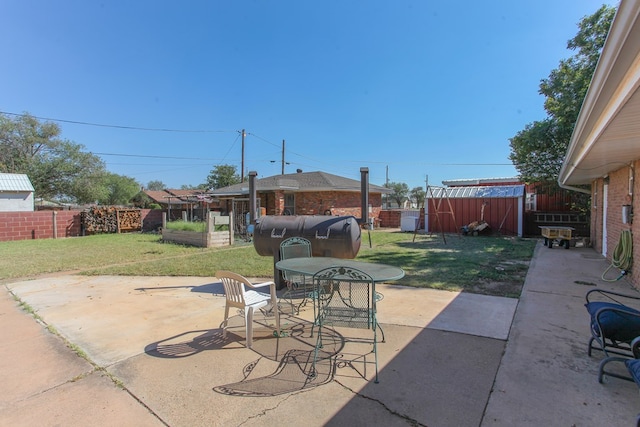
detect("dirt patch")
[469,280,524,298]
[469,260,531,298]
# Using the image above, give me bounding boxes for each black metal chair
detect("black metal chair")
[624,338,640,427]
[311,266,381,383]
[585,288,640,382]
[279,237,313,315]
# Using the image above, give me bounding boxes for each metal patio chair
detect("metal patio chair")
[311,266,381,383]
[279,237,313,315]
[585,288,640,382]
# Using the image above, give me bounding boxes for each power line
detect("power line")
[0,110,236,133]
[93,152,226,161]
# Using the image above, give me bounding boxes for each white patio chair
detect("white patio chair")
[216,270,281,348]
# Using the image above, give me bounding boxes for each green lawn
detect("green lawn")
[0,230,537,297]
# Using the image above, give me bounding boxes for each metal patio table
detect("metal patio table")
[275,257,405,284]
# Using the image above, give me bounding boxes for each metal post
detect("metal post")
[241,129,246,182]
[249,171,257,224]
[281,139,285,175]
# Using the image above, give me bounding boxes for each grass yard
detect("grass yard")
[359,231,536,297]
[0,230,537,297]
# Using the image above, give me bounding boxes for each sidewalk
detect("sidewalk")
[1,241,639,426]
[484,242,640,426]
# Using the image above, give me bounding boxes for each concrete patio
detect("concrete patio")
[1,241,640,426]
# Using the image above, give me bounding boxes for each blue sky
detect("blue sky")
[0,1,612,191]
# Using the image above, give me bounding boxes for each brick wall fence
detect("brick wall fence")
[0,209,164,242]
[379,210,402,228]
[2,208,426,241]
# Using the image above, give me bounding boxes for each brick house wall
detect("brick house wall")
[258,191,383,220]
[590,160,639,289]
[590,178,603,254]
[0,209,163,242]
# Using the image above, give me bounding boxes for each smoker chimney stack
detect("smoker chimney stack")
[360,167,369,226]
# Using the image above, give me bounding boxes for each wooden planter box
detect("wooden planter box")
[162,214,233,248]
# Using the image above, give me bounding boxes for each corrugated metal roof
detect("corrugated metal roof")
[427,185,525,199]
[0,173,35,192]
[441,177,520,186]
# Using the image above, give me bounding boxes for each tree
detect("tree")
[206,164,241,189]
[508,5,615,193]
[147,180,166,191]
[181,183,208,190]
[131,191,154,209]
[386,182,409,207]
[0,113,106,202]
[409,186,426,208]
[96,173,140,205]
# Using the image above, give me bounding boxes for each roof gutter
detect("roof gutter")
[558,180,592,195]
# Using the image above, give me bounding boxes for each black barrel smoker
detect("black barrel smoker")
[250,167,370,289]
[253,215,362,288]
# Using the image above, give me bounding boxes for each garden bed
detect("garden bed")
[161,214,233,248]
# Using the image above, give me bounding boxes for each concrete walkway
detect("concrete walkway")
[1,241,639,426]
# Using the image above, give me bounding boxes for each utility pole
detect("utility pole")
[281,139,285,175]
[241,129,245,182]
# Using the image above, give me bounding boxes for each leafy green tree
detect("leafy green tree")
[387,182,409,208]
[0,113,60,172]
[96,173,140,205]
[206,164,241,189]
[181,183,208,190]
[409,186,426,208]
[0,113,106,202]
[131,191,153,208]
[147,180,166,191]
[508,5,615,192]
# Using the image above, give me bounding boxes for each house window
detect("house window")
[284,193,295,215]
[525,193,537,211]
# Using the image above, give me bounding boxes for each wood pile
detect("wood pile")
[82,207,142,234]
[118,209,142,232]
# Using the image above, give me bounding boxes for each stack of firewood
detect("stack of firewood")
[82,207,142,233]
[117,209,142,232]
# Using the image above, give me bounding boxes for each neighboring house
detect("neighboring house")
[558,1,640,287]
[141,189,219,221]
[208,170,391,220]
[0,173,35,212]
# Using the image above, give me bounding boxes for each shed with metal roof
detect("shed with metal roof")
[0,173,35,212]
[426,184,525,236]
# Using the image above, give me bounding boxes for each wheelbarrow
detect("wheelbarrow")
[539,225,575,249]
